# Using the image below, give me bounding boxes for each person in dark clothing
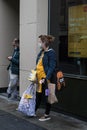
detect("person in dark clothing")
[7,38,19,100]
[35,35,56,121]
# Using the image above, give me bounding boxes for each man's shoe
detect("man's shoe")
[39,114,51,121]
[16,108,18,111]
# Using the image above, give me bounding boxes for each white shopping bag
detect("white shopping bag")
[18,83,36,116]
[48,83,58,104]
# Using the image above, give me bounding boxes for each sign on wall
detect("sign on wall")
[68,4,87,58]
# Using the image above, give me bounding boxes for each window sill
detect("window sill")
[64,73,87,80]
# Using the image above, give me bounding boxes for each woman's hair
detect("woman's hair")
[38,35,55,47]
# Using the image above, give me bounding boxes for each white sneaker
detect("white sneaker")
[39,114,51,121]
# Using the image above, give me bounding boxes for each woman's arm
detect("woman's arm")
[46,50,56,80]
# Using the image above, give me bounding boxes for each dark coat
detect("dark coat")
[36,48,57,81]
[7,47,19,75]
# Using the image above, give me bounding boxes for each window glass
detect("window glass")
[49,0,87,76]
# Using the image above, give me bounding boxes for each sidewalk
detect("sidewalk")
[0,94,87,130]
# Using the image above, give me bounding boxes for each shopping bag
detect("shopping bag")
[48,83,58,104]
[18,83,36,116]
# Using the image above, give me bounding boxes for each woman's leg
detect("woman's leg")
[45,103,51,115]
[39,99,51,121]
[39,82,51,121]
[35,92,42,112]
[42,82,51,115]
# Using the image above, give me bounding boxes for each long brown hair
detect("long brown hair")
[38,35,55,47]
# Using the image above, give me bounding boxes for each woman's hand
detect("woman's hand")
[39,79,45,84]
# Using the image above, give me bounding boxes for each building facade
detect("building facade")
[0,0,87,119]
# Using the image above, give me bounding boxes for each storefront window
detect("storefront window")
[49,0,87,77]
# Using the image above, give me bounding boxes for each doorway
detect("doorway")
[0,0,19,95]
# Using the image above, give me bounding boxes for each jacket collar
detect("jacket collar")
[14,47,19,51]
[45,48,53,52]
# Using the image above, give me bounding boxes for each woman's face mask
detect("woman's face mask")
[38,38,46,49]
[38,42,43,49]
